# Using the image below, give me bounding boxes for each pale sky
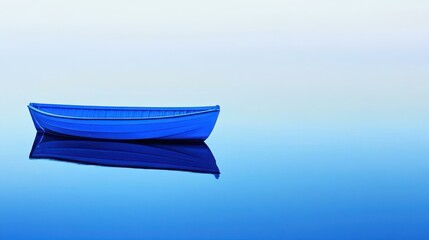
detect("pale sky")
[1,0,428,130]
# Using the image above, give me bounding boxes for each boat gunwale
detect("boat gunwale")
[28,103,220,121]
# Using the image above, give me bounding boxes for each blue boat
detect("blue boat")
[28,103,220,141]
[30,133,220,177]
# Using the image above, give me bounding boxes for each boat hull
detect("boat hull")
[28,105,220,141]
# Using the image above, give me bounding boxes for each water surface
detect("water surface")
[1,118,428,239]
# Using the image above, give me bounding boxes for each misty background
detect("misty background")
[0,1,428,239]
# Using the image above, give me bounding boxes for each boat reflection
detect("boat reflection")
[30,133,220,178]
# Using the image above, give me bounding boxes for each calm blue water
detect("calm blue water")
[1,0,428,238]
[1,116,428,239]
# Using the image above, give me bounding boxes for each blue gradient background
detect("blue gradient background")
[1,0,428,239]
